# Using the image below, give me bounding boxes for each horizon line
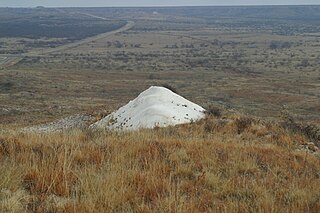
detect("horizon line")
[1,4,320,8]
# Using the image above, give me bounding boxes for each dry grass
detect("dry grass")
[0,116,320,212]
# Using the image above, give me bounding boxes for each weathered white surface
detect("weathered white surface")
[90,86,205,131]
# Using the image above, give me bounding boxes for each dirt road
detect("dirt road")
[0,13,135,68]
[28,20,135,56]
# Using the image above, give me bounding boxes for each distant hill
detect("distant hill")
[143,5,320,21]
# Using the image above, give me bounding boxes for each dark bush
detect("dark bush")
[235,117,253,134]
[205,105,222,118]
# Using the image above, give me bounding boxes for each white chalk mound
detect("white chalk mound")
[90,86,205,131]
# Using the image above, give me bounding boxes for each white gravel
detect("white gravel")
[24,114,94,133]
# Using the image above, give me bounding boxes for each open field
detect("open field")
[0,6,319,128]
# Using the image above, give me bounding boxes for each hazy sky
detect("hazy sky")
[1,0,319,7]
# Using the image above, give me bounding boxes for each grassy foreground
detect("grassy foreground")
[0,115,319,213]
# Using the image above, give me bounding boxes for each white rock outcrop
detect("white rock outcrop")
[90,86,205,131]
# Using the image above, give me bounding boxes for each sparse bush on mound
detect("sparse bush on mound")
[205,105,222,118]
[235,116,253,134]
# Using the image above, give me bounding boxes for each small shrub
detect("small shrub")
[301,124,320,147]
[205,105,222,118]
[280,108,320,147]
[235,117,253,134]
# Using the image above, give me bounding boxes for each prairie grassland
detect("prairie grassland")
[2,24,319,127]
[1,115,319,213]
[2,8,320,127]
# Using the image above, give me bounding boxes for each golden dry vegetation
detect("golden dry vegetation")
[1,113,319,213]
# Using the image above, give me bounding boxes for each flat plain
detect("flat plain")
[1,6,319,128]
[0,6,320,213]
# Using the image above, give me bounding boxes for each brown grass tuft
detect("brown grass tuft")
[0,115,319,212]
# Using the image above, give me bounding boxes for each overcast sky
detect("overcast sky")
[1,0,319,7]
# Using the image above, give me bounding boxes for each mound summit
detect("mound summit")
[90,86,205,130]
